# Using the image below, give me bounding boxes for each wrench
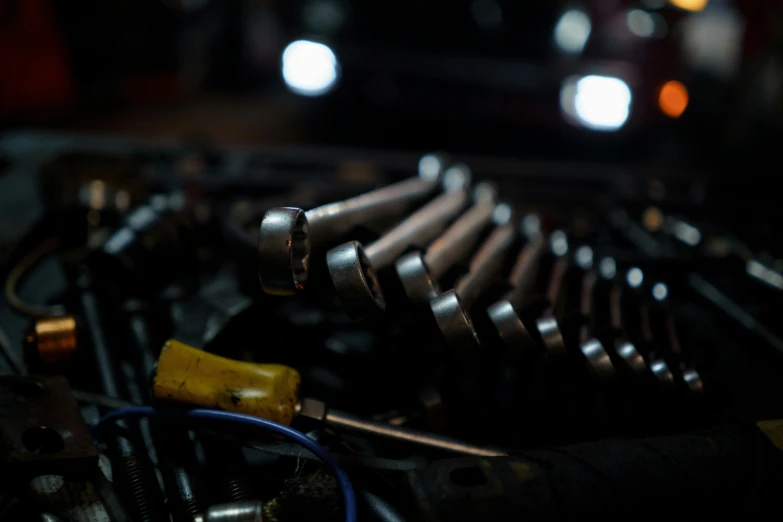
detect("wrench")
[534,232,571,362]
[576,260,616,383]
[649,281,704,395]
[627,268,677,392]
[395,182,497,310]
[327,165,471,321]
[486,232,548,359]
[605,260,648,377]
[258,153,447,295]
[430,211,517,358]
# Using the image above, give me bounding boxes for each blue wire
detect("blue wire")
[92,406,358,522]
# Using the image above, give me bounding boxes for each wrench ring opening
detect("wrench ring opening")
[258,207,311,295]
[327,241,386,321]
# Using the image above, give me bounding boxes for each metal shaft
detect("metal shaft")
[323,408,507,457]
[504,235,547,309]
[455,223,516,308]
[306,175,439,244]
[365,189,468,269]
[544,256,569,316]
[423,197,495,279]
[579,272,598,343]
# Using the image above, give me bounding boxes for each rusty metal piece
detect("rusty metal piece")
[0,375,98,478]
[25,315,78,365]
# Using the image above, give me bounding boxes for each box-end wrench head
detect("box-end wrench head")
[326,239,385,316]
[577,267,616,383]
[396,182,497,309]
[258,153,447,295]
[604,260,649,377]
[650,281,705,396]
[430,213,516,356]
[488,233,548,359]
[535,233,570,362]
[328,166,471,321]
[682,369,704,395]
[615,340,648,375]
[650,359,677,392]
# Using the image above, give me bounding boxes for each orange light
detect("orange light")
[658,80,688,119]
[669,0,708,12]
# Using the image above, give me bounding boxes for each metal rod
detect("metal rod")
[324,409,507,457]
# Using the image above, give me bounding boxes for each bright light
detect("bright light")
[561,75,632,131]
[652,282,668,301]
[554,10,591,54]
[659,80,689,118]
[627,9,655,37]
[626,267,644,288]
[669,0,708,12]
[282,40,339,96]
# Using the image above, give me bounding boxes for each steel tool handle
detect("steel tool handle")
[365,189,469,269]
[455,223,516,309]
[424,193,496,279]
[306,175,440,243]
[505,235,547,309]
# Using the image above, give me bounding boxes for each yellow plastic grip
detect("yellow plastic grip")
[151,339,301,426]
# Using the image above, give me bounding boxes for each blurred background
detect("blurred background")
[2,0,781,168]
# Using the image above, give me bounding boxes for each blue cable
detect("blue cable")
[92,406,358,522]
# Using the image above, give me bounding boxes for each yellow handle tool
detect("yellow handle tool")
[152,339,301,425]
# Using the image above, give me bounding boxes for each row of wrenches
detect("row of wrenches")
[257,154,704,398]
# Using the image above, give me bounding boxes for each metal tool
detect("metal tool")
[628,269,676,392]
[327,166,471,321]
[604,261,648,376]
[487,233,548,359]
[396,182,497,309]
[533,232,571,362]
[576,254,615,382]
[193,501,263,522]
[296,398,506,457]
[430,211,517,358]
[152,339,505,457]
[258,154,448,296]
[649,281,704,395]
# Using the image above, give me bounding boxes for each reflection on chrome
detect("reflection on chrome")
[599,257,617,279]
[626,267,644,288]
[652,282,669,301]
